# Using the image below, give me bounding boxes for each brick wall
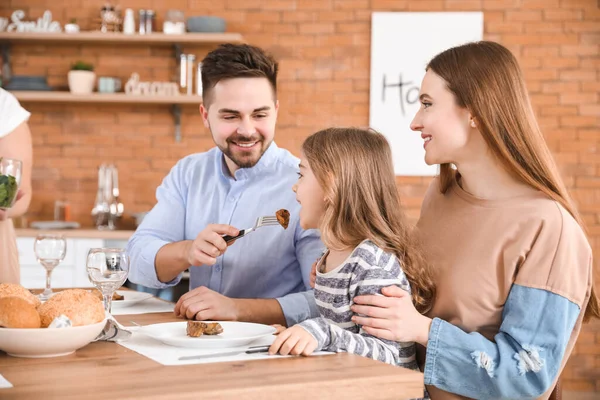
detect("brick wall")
[2,0,599,391]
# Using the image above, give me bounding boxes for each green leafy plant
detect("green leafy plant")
[0,158,18,209]
[71,61,94,71]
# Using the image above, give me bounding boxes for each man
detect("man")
[127,44,323,326]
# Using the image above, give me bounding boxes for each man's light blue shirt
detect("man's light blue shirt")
[127,142,324,325]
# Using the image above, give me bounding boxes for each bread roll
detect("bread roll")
[38,289,105,328]
[0,283,41,308]
[0,296,41,328]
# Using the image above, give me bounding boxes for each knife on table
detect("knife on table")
[178,345,271,361]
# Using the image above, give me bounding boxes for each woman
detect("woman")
[351,41,598,399]
[0,87,33,283]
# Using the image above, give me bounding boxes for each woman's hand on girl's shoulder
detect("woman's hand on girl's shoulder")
[351,285,433,346]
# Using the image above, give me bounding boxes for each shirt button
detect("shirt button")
[215,265,222,272]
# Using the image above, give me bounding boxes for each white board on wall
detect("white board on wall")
[369,12,484,176]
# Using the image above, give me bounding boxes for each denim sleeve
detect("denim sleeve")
[126,160,187,289]
[424,284,580,399]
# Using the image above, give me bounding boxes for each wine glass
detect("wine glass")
[0,158,22,210]
[86,248,129,313]
[34,234,67,301]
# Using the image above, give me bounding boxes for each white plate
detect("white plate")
[111,290,153,308]
[0,319,106,358]
[138,321,276,349]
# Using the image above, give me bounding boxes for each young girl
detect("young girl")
[268,127,436,376]
[352,41,598,400]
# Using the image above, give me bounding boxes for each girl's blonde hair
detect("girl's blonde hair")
[428,40,598,321]
[302,127,436,313]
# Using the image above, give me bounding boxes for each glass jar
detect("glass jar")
[196,62,203,96]
[179,53,188,94]
[145,10,155,34]
[138,9,146,34]
[164,9,185,34]
[186,54,195,95]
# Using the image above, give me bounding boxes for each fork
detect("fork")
[223,216,281,244]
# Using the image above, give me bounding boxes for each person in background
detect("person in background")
[268,127,433,400]
[127,44,323,327]
[0,87,33,283]
[351,41,598,399]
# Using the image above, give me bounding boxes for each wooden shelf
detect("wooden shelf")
[2,31,225,142]
[0,31,244,45]
[12,91,202,104]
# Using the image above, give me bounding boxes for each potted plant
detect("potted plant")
[65,18,80,33]
[68,61,95,94]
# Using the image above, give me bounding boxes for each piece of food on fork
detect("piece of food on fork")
[276,208,290,229]
[222,209,290,244]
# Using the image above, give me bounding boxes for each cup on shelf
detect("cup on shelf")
[98,77,122,93]
[163,9,185,34]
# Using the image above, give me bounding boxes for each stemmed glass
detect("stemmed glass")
[34,234,67,301]
[0,158,22,210]
[86,248,129,313]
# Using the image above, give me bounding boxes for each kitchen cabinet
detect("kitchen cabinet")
[17,236,120,289]
[15,230,188,302]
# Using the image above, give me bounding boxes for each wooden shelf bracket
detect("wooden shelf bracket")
[1,42,11,82]
[171,104,182,143]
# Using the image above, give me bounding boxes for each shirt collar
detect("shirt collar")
[218,141,280,181]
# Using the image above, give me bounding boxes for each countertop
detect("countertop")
[15,228,135,240]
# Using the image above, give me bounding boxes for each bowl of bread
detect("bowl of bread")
[0,283,106,358]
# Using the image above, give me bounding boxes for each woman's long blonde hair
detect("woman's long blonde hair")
[302,127,436,313]
[428,41,599,321]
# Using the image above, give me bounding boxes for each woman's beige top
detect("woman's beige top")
[416,177,593,400]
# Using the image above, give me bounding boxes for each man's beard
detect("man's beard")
[218,134,271,169]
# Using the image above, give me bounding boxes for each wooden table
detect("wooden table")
[0,312,424,399]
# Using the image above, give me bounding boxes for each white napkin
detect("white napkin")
[0,374,13,389]
[118,328,331,366]
[110,297,175,315]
